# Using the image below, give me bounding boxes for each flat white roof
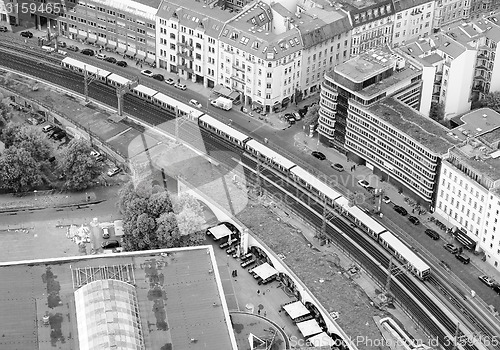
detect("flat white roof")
[107,73,132,86]
[334,197,386,234]
[208,224,232,240]
[308,332,337,347]
[283,301,310,319]
[290,166,341,201]
[133,84,158,97]
[379,231,430,272]
[199,114,249,142]
[296,319,322,338]
[251,262,277,280]
[246,139,296,170]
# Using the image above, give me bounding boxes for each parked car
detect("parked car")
[174,83,187,90]
[478,275,496,287]
[101,240,120,249]
[20,31,33,38]
[408,216,420,225]
[53,132,66,141]
[67,45,79,52]
[102,227,110,239]
[393,205,408,216]
[165,78,175,85]
[189,99,202,108]
[493,284,500,294]
[0,26,8,32]
[140,69,154,77]
[57,41,67,48]
[90,150,104,162]
[107,166,121,177]
[382,196,391,204]
[311,151,326,160]
[96,53,107,60]
[443,243,459,254]
[424,229,440,240]
[116,60,127,67]
[81,48,95,56]
[104,57,117,64]
[42,124,55,133]
[357,179,370,188]
[32,114,45,124]
[26,117,38,125]
[292,112,301,121]
[152,74,164,81]
[455,254,470,264]
[331,163,344,172]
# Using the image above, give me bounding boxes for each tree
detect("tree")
[478,91,500,112]
[0,123,52,161]
[118,182,205,251]
[57,138,103,191]
[0,102,11,127]
[429,102,445,122]
[302,104,320,130]
[0,146,43,192]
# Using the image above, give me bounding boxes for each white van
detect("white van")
[41,45,55,53]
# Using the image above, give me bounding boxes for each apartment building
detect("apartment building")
[58,0,159,61]
[433,0,467,31]
[319,48,462,205]
[0,0,8,26]
[292,0,352,100]
[340,0,394,57]
[155,0,235,88]
[392,0,435,47]
[436,108,500,270]
[397,33,476,118]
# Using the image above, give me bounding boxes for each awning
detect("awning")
[252,101,263,108]
[229,91,240,101]
[296,319,322,338]
[87,37,97,44]
[213,84,232,98]
[208,224,232,240]
[282,96,291,104]
[452,229,476,250]
[283,301,310,319]
[307,332,336,347]
[251,262,277,280]
[145,57,155,64]
[136,52,146,60]
[125,49,135,57]
[97,38,106,45]
[106,43,117,50]
[116,46,126,54]
[76,34,86,41]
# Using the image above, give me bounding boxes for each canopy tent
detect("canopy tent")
[296,319,322,338]
[135,52,146,60]
[208,224,232,240]
[145,57,155,64]
[213,84,232,98]
[283,301,310,319]
[307,332,336,347]
[251,262,277,280]
[116,46,126,54]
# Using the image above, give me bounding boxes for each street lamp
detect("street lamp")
[34,190,38,201]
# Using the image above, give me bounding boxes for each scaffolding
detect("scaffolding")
[71,264,136,289]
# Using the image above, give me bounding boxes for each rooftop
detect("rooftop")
[393,0,433,12]
[0,247,236,350]
[448,109,500,180]
[334,48,400,83]
[220,1,303,60]
[398,34,467,64]
[156,0,236,38]
[133,0,162,8]
[367,97,462,155]
[359,63,420,98]
[338,0,393,13]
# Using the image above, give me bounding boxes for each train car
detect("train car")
[245,139,297,173]
[61,57,111,82]
[198,114,250,148]
[290,166,341,207]
[106,73,132,88]
[334,197,387,239]
[379,231,431,280]
[132,84,158,101]
[152,92,202,119]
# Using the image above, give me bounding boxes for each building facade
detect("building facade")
[155,0,234,88]
[435,108,500,270]
[319,48,462,204]
[392,0,435,47]
[58,0,159,61]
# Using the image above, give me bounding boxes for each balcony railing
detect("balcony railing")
[230,75,245,84]
[178,41,194,50]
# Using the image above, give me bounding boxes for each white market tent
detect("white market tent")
[208,224,233,240]
[296,319,323,338]
[283,301,310,319]
[251,263,277,280]
[307,332,336,347]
